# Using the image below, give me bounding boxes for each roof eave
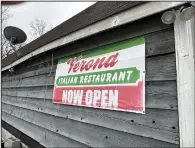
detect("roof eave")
[2,2,186,72]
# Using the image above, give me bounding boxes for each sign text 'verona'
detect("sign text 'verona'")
[53,37,145,114]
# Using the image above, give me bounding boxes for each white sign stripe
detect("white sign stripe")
[55,44,145,78]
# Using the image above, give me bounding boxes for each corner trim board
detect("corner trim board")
[174,8,195,147]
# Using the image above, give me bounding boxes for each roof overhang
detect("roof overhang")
[1,2,186,72]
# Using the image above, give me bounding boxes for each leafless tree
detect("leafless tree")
[1,6,26,59]
[1,6,13,59]
[2,6,12,24]
[29,18,53,41]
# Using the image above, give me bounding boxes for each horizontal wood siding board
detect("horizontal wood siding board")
[2,66,57,82]
[2,112,90,147]
[22,25,173,72]
[2,28,175,82]
[2,80,177,110]
[1,12,179,147]
[2,97,178,132]
[2,98,178,133]
[146,54,176,81]
[1,53,176,88]
[2,104,178,146]
[2,93,177,110]
[2,98,179,144]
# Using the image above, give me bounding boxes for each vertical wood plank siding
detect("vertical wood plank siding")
[2,13,179,147]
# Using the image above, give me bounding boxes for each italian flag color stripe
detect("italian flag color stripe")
[53,36,145,114]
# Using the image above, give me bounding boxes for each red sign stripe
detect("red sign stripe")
[53,81,144,112]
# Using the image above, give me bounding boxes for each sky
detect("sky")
[5,2,95,43]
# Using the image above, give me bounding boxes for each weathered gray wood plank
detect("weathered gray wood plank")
[25,28,174,70]
[146,28,175,57]
[2,66,57,82]
[7,27,174,77]
[2,98,179,144]
[1,11,178,148]
[1,53,176,88]
[1,97,179,133]
[145,81,177,109]
[2,80,177,110]
[2,89,53,100]
[2,27,175,82]
[2,74,55,88]
[2,103,179,147]
[146,54,176,81]
[2,112,89,147]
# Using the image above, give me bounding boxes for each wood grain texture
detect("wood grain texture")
[2,28,175,82]
[2,98,179,144]
[1,17,173,77]
[2,112,90,147]
[1,53,176,89]
[1,14,179,147]
[1,95,179,132]
[2,80,177,110]
[2,103,179,146]
[2,96,179,143]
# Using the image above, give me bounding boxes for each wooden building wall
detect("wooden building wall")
[1,12,180,147]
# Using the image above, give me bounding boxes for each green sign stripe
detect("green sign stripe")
[58,37,145,64]
[56,67,140,86]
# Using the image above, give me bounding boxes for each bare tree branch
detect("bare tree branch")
[2,6,13,27]
[1,6,26,59]
[29,18,53,41]
[1,6,13,59]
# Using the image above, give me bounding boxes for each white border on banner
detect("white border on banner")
[53,102,145,114]
[53,37,145,114]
